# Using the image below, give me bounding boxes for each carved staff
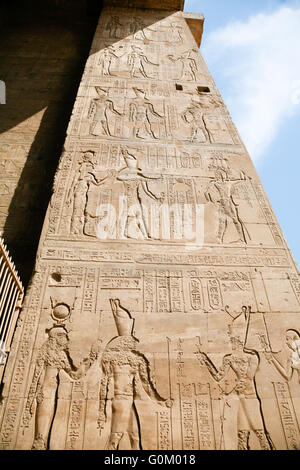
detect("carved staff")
[166,336,174,449]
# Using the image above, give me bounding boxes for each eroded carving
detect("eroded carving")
[129,88,164,140]
[88,87,123,137]
[181,99,211,143]
[205,167,249,244]
[106,16,123,39]
[168,49,198,81]
[265,329,300,382]
[117,148,162,240]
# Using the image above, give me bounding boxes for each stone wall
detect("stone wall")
[0,1,98,286]
[0,4,300,451]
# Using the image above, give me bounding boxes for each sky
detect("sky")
[184,0,300,269]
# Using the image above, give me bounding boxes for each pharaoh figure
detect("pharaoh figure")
[168,22,183,44]
[98,45,120,76]
[195,308,273,450]
[205,167,248,244]
[127,46,159,79]
[129,17,148,40]
[98,299,171,450]
[129,88,164,140]
[168,49,197,81]
[117,148,162,240]
[181,99,211,143]
[23,326,98,450]
[106,16,122,39]
[197,91,224,111]
[88,87,123,137]
[66,151,111,236]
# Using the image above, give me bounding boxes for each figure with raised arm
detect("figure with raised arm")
[195,307,273,450]
[23,326,98,450]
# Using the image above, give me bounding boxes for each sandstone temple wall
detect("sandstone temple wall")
[0,4,300,450]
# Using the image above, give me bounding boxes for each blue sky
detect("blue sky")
[184,0,300,269]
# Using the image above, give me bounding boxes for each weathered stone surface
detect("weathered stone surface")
[0,3,300,451]
[0,5,98,285]
[103,0,185,11]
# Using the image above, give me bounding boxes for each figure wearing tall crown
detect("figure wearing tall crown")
[98,299,172,450]
[195,307,274,450]
[117,148,162,240]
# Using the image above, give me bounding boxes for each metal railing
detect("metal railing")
[0,236,23,381]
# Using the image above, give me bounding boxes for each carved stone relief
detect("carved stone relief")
[0,5,299,452]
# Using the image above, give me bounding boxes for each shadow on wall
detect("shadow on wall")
[0,0,173,289]
[0,0,176,289]
[0,0,102,287]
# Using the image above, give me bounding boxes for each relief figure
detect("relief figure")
[127,46,159,79]
[23,327,97,450]
[181,99,211,143]
[66,152,112,236]
[117,148,162,240]
[128,17,148,40]
[168,23,184,44]
[195,310,273,450]
[88,87,123,137]
[205,168,249,244]
[98,45,120,76]
[98,299,171,450]
[106,16,122,38]
[129,88,164,140]
[265,329,300,383]
[168,50,197,81]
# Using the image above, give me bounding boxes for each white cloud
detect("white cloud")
[203,6,300,162]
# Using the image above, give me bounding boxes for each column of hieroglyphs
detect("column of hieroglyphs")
[0,0,300,450]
